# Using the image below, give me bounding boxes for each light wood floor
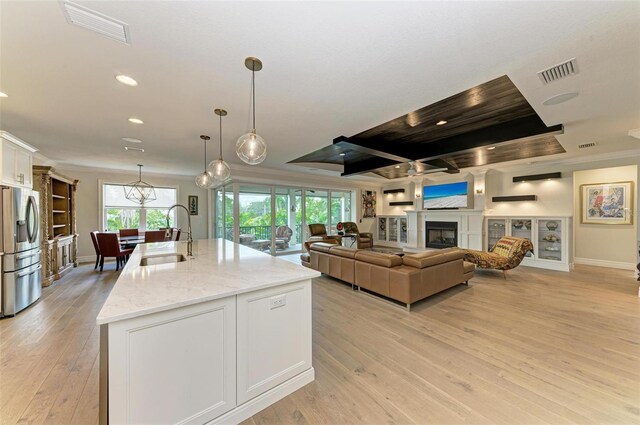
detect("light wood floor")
[1,264,638,425]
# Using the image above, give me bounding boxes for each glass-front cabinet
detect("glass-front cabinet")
[376,215,407,247]
[487,218,506,250]
[484,216,571,271]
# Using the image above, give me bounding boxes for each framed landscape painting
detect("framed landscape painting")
[580,181,633,225]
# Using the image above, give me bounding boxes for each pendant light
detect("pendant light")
[195,135,214,188]
[207,109,231,181]
[124,164,157,204]
[236,57,267,165]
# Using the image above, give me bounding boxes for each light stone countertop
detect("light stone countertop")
[96,239,319,325]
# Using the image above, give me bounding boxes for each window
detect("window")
[102,183,177,231]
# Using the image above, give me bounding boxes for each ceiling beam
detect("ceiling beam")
[346,115,563,161]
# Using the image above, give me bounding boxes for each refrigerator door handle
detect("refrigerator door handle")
[15,250,41,260]
[26,195,39,244]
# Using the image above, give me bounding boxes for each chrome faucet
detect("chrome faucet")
[166,204,193,257]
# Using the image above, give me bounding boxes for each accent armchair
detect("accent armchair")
[342,222,373,249]
[307,224,342,250]
[462,236,534,279]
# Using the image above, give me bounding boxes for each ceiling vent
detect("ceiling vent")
[578,142,597,149]
[61,1,131,45]
[537,58,578,84]
[125,146,144,152]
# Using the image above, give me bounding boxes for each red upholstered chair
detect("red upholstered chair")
[90,231,101,270]
[119,228,139,238]
[144,230,166,243]
[173,228,182,241]
[97,233,133,272]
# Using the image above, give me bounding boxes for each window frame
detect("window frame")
[99,179,180,232]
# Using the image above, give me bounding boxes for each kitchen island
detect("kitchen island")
[97,239,319,425]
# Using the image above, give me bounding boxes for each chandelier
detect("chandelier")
[124,164,156,204]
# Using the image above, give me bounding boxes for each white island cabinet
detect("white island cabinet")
[97,239,319,425]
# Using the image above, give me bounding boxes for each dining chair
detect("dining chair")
[145,230,166,243]
[90,231,101,270]
[119,228,139,238]
[173,228,182,241]
[97,233,133,272]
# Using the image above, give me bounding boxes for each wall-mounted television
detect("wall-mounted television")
[423,181,469,209]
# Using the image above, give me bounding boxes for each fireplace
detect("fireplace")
[425,221,458,249]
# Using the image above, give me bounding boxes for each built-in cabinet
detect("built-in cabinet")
[486,216,572,271]
[103,279,313,425]
[32,166,79,286]
[0,131,37,189]
[376,215,408,246]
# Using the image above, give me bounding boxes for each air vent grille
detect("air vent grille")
[62,1,130,45]
[537,58,578,84]
[578,142,597,149]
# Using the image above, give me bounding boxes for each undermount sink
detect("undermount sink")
[139,253,187,266]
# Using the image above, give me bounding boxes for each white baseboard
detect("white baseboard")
[208,368,315,425]
[574,257,636,271]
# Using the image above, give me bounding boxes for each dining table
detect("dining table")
[119,235,145,248]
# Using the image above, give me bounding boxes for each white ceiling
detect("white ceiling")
[1,1,639,179]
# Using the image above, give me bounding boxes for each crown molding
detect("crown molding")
[0,131,39,152]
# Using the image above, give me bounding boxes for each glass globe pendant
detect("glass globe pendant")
[236,57,267,165]
[236,130,266,165]
[195,135,214,188]
[208,109,231,182]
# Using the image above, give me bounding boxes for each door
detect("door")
[2,141,17,186]
[16,150,32,188]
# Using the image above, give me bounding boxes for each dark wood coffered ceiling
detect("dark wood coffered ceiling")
[289,75,565,179]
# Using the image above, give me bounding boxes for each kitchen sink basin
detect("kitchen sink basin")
[140,254,187,266]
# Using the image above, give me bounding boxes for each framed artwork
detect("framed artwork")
[580,181,633,224]
[362,190,377,218]
[188,195,198,216]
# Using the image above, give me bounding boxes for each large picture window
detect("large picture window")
[102,183,177,231]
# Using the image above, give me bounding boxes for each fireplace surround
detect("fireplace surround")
[426,221,458,249]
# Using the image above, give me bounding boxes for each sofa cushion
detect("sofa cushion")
[309,242,336,253]
[329,245,359,258]
[463,261,475,274]
[355,251,403,268]
[402,249,464,269]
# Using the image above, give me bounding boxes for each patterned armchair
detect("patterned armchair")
[342,222,373,249]
[275,225,293,249]
[307,223,341,250]
[462,236,534,278]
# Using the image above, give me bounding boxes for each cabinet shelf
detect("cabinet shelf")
[53,210,66,214]
[53,224,67,229]
[52,194,66,199]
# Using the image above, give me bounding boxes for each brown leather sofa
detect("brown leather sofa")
[301,242,474,310]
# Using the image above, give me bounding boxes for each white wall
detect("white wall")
[58,167,210,260]
[573,164,637,268]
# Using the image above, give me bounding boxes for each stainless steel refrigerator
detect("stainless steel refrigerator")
[0,187,42,317]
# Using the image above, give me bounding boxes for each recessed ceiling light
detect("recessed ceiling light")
[115,74,138,86]
[339,153,346,156]
[487,146,496,150]
[0,91,7,98]
[122,137,142,144]
[128,117,143,124]
[436,120,447,126]
[125,146,144,152]
[542,92,579,106]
